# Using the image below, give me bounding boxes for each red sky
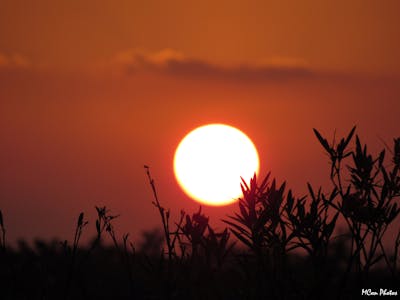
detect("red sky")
[0,0,399,243]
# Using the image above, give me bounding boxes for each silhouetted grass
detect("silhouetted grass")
[0,128,399,299]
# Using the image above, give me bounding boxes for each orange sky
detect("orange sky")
[1,0,400,74]
[0,0,399,243]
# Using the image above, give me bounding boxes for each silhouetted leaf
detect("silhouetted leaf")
[298,202,305,220]
[286,191,294,213]
[388,203,399,223]
[369,254,384,267]
[259,172,271,193]
[255,209,270,231]
[310,198,318,219]
[96,220,100,235]
[378,150,386,167]
[343,126,356,150]
[77,212,84,227]
[307,183,316,202]
[230,213,248,227]
[394,138,400,166]
[230,228,253,250]
[223,219,250,237]
[313,128,331,153]
[239,202,249,224]
[324,213,338,239]
[240,177,250,193]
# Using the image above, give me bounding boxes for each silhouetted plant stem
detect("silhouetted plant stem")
[123,234,136,299]
[64,212,88,300]
[76,206,108,270]
[145,165,181,300]
[144,166,174,261]
[89,206,137,298]
[0,209,5,252]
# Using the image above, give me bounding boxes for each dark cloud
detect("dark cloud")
[111,49,314,81]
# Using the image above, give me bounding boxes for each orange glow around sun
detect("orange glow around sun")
[173,124,260,206]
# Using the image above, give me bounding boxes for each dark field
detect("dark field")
[1,128,399,299]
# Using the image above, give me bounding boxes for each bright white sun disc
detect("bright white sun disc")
[173,124,260,206]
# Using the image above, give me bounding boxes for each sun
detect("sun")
[173,124,260,206]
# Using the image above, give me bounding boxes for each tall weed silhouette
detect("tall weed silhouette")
[314,128,400,280]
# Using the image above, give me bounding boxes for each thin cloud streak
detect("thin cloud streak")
[111,49,314,81]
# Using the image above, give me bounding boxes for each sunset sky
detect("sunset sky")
[1,0,399,243]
